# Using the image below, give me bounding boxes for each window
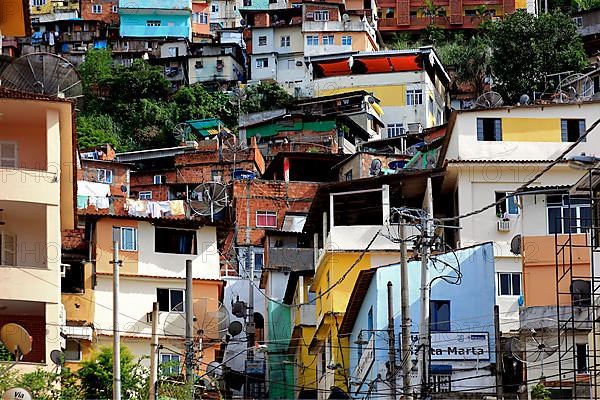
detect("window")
[577,344,588,373]
[61,262,84,294]
[406,89,423,106]
[465,9,477,16]
[243,0,251,6]
[322,35,334,45]
[92,4,102,13]
[387,123,405,138]
[256,58,269,68]
[155,227,197,255]
[495,192,519,217]
[430,374,451,392]
[341,35,352,46]
[546,194,591,234]
[476,118,502,141]
[153,175,166,184]
[160,353,181,375]
[344,170,352,181]
[167,47,179,57]
[430,300,450,332]
[0,230,17,266]
[256,211,277,227]
[139,191,152,200]
[306,35,319,46]
[64,339,81,361]
[561,119,585,142]
[97,169,113,184]
[116,227,137,251]
[157,288,184,312]
[211,4,219,12]
[258,36,267,46]
[498,273,521,296]
[385,8,395,18]
[112,5,118,13]
[573,16,583,27]
[429,96,434,112]
[199,12,208,23]
[195,60,204,69]
[314,10,330,21]
[32,0,46,5]
[280,35,290,47]
[0,142,17,167]
[146,20,161,26]
[436,109,443,125]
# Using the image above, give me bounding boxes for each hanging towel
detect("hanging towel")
[149,202,161,219]
[77,195,89,209]
[96,197,110,209]
[126,198,136,215]
[158,201,171,217]
[77,180,110,197]
[169,200,185,216]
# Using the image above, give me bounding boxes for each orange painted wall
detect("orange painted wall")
[0,121,47,170]
[0,0,29,36]
[192,1,210,36]
[192,279,225,373]
[95,218,138,274]
[523,234,590,307]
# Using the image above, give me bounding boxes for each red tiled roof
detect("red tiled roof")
[62,229,86,251]
[0,87,73,103]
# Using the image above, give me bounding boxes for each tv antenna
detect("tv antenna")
[0,53,83,109]
[474,91,504,109]
[189,181,229,221]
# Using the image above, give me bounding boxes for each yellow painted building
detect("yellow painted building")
[30,0,79,16]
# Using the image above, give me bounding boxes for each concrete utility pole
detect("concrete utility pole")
[185,260,194,399]
[494,305,504,400]
[149,302,159,400]
[417,177,434,399]
[387,281,398,400]
[112,240,122,400]
[399,221,413,400]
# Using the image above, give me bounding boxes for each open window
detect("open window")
[430,300,450,332]
[155,227,196,255]
[561,119,585,143]
[61,262,85,294]
[477,118,502,141]
[157,288,184,312]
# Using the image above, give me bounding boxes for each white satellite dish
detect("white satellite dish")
[510,318,561,377]
[474,91,504,109]
[558,73,594,103]
[189,181,229,221]
[3,388,32,400]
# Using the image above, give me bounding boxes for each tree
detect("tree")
[77,114,122,150]
[241,82,294,114]
[0,366,84,400]
[77,346,148,399]
[487,10,587,102]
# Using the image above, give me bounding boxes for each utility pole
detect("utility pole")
[387,281,398,400]
[185,260,194,399]
[399,221,413,400]
[149,302,159,400]
[111,239,122,400]
[494,305,504,400]
[245,248,256,399]
[417,177,433,399]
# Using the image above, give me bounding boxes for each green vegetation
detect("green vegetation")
[531,383,552,399]
[388,10,587,104]
[77,50,294,151]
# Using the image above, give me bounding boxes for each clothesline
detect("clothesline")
[126,199,186,218]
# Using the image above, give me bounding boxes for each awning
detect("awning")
[62,325,93,341]
[314,59,352,78]
[281,214,306,233]
[186,118,229,138]
[352,55,421,74]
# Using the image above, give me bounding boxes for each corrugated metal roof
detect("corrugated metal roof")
[116,145,194,162]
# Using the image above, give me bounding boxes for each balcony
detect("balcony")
[267,248,314,272]
[120,25,191,39]
[0,169,59,206]
[377,15,481,30]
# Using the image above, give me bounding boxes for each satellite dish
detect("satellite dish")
[240,18,247,26]
[221,132,248,163]
[571,279,591,307]
[120,185,128,193]
[519,94,530,105]
[510,318,561,376]
[231,300,247,318]
[0,323,32,359]
[228,320,243,337]
[558,73,594,102]
[424,152,437,168]
[173,122,194,142]
[163,298,230,342]
[474,91,504,109]
[2,388,32,400]
[206,361,223,378]
[369,159,382,176]
[510,235,522,255]
[50,349,64,366]
[342,13,350,22]
[1,53,83,109]
[189,181,229,220]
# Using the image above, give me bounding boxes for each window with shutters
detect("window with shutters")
[0,231,17,266]
[477,118,502,141]
[0,142,17,167]
[561,119,586,142]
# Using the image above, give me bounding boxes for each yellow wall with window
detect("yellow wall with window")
[317,85,406,107]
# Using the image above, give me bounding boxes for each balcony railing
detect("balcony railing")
[0,168,59,205]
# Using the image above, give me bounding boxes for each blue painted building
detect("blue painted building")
[340,242,496,398]
[119,0,192,39]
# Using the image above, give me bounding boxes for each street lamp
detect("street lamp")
[567,153,600,170]
[353,329,389,345]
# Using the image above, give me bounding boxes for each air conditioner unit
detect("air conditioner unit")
[497,220,511,232]
[407,122,423,133]
[185,140,198,147]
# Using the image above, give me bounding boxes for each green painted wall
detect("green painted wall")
[246,119,337,138]
[267,300,294,399]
